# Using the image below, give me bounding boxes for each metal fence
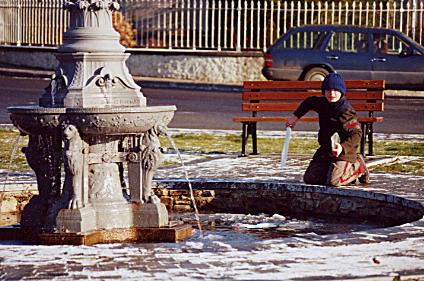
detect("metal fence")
[1,0,424,52]
[0,0,68,46]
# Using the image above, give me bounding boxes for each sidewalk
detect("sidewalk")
[1,62,424,97]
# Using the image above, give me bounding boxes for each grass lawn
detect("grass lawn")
[1,129,423,175]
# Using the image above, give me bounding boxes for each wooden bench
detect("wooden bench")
[233,80,385,156]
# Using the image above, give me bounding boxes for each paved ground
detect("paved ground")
[0,129,424,280]
[1,62,424,280]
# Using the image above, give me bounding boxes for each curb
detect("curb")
[134,77,242,92]
[0,67,52,79]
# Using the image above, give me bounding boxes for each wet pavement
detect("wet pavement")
[0,129,424,280]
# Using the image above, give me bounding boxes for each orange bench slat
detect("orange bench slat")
[243,80,385,90]
[242,102,384,112]
[242,91,384,101]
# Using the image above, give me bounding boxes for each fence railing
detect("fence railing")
[0,0,68,46]
[1,0,424,52]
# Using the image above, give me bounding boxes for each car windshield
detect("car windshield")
[278,31,326,50]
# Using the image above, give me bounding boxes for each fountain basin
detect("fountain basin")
[8,107,65,135]
[2,178,423,243]
[8,105,176,135]
[155,180,424,227]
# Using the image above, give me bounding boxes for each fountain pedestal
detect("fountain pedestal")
[56,207,97,233]
[6,0,192,244]
[137,203,169,228]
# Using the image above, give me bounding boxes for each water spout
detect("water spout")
[50,80,56,106]
[165,129,203,236]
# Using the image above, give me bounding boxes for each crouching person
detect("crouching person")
[285,73,369,186]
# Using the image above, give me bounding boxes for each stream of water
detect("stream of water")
[0,135,22,214]
[165,129,203,236]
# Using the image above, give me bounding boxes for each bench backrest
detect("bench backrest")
[242,80,385,116]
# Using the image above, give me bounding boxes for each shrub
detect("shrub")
[112,11,137,48]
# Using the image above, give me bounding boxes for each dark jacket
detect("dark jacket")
[293,96,362,163]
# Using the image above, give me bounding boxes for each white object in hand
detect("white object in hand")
[281,127,292,171]
[331,132,340,149]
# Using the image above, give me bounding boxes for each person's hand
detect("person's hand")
[286,115,298,128]
[332,143,343,157]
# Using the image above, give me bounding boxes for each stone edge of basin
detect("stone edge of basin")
[154,179,424,218]
[7,105,177,114]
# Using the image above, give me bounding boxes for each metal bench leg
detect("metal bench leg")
[368,123,374,156]
[251,122,258,155]
[360,123,366,156]
[240,122,248,157]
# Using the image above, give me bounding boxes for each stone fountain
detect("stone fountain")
[7,0,191,244]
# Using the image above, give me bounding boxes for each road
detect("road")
[0,76,423,134]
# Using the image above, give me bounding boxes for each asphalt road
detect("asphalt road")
[0,76,423,134]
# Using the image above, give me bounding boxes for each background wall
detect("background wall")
[0,47,265,84]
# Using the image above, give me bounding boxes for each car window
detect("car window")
[278,31,326,50]
[326,32,369,53]
[373,33,419,56]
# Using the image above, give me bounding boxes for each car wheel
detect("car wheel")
[304,67,329,81]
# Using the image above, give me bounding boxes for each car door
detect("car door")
[371,32,424,86]
[268,30,328,80]
[323,31,372,80]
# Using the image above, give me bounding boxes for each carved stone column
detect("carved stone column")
[126,135,143,202]
[20,134,62,231]
[60,0,124,53]
[56,124,96,233]
[141,125,165,204]
[137,125,168,228]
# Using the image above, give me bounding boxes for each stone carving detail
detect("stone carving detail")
[68,60,84,90]
[87,136,124,201]
[96,67,117,106]
[25,135,62,200]
[64,0,120,28]
[64,0,120,11]
[49,68,68,106]
[89,163,121,200]
[63,124,86,209]
[141,125,166,204]
[20,134,62,229]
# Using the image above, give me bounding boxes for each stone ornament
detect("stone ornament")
[63,124,87,209]
[20,134,62,230]
[64,0,120,30]
[141,125,166,204]
[25,135,62,201]
[49,68,68,106]
[95,67,118,106]
[64,0,120,11]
